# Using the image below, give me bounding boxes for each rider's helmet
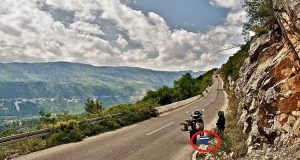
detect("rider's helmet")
[193,111,201,118]
[194,111,201,115]
[218,111,224,117]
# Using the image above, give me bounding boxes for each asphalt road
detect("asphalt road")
[15,77,226,160]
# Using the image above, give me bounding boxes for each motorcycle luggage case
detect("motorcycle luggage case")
[199,136,209,145]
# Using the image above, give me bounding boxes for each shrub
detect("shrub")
[85,99,105,114]
[0,138,46,160]
[51,120,80,132]
[105,99,159,127]
[81,124,105,136]
[48,120,84,146]
[0,148,5,160]
[47,131,84,146]
[17,138,46,154]
[100,119,121,130]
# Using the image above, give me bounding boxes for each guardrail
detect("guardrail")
[0,113,122,145]
[0,128,50,145]
[156,88,210,114]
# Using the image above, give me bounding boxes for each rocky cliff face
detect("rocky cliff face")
[235,0,300,159]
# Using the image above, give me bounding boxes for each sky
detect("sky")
[122,0,229,32]
[0,0,246,71]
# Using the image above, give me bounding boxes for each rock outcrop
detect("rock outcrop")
[235,0,300,159]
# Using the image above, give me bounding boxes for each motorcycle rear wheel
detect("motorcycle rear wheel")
[180,123,188,131]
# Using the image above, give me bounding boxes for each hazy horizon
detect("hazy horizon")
[0,61,207,72]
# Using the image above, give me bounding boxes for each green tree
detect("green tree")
[243,0,277,36]
[174,73,195,100]
[156,86,174,105]
[142,86,174,105]
[142,90,159,103]
[85,99,105,114]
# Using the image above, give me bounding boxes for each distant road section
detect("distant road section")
[15,77,226,160]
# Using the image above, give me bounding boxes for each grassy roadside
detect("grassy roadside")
[217,86,248,158]
[215,41,250,158]
[0,137,47,160]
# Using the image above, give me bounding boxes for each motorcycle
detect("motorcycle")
[180,109,205,144]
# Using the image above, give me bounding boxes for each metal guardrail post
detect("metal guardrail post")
[0,128,51,145]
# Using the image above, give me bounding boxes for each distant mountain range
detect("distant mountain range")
[0,62,203,117]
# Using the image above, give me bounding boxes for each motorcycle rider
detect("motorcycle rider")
[190,110,204,144]
[180,110,204,144]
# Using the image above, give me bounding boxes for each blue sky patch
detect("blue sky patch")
[122,0,229,32]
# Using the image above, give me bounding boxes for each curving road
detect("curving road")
[15,77,226,160]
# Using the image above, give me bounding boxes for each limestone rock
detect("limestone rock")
[283,124,293,133]
[292,111,300,117]
[233,0,300,158]
[276,113,288,122]
[293,118,300,137]
[287,115,296,124]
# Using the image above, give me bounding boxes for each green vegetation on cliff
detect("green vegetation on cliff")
[220,41,250,82]
[243,0,277,36]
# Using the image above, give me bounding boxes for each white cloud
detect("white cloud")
[0,0,246,71]
[226,10,247,25]
[116,35,128,48]
[209,0,243,10]
[69,21,104,36]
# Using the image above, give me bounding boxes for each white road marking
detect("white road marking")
[146,122,175,136]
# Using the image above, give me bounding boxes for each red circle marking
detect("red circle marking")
[189,130,221,153]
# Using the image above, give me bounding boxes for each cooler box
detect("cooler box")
[199,136,209,145]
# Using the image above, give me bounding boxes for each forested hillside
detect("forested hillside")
[0,62,203,117]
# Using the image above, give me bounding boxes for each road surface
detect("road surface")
[15,77,226,160]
